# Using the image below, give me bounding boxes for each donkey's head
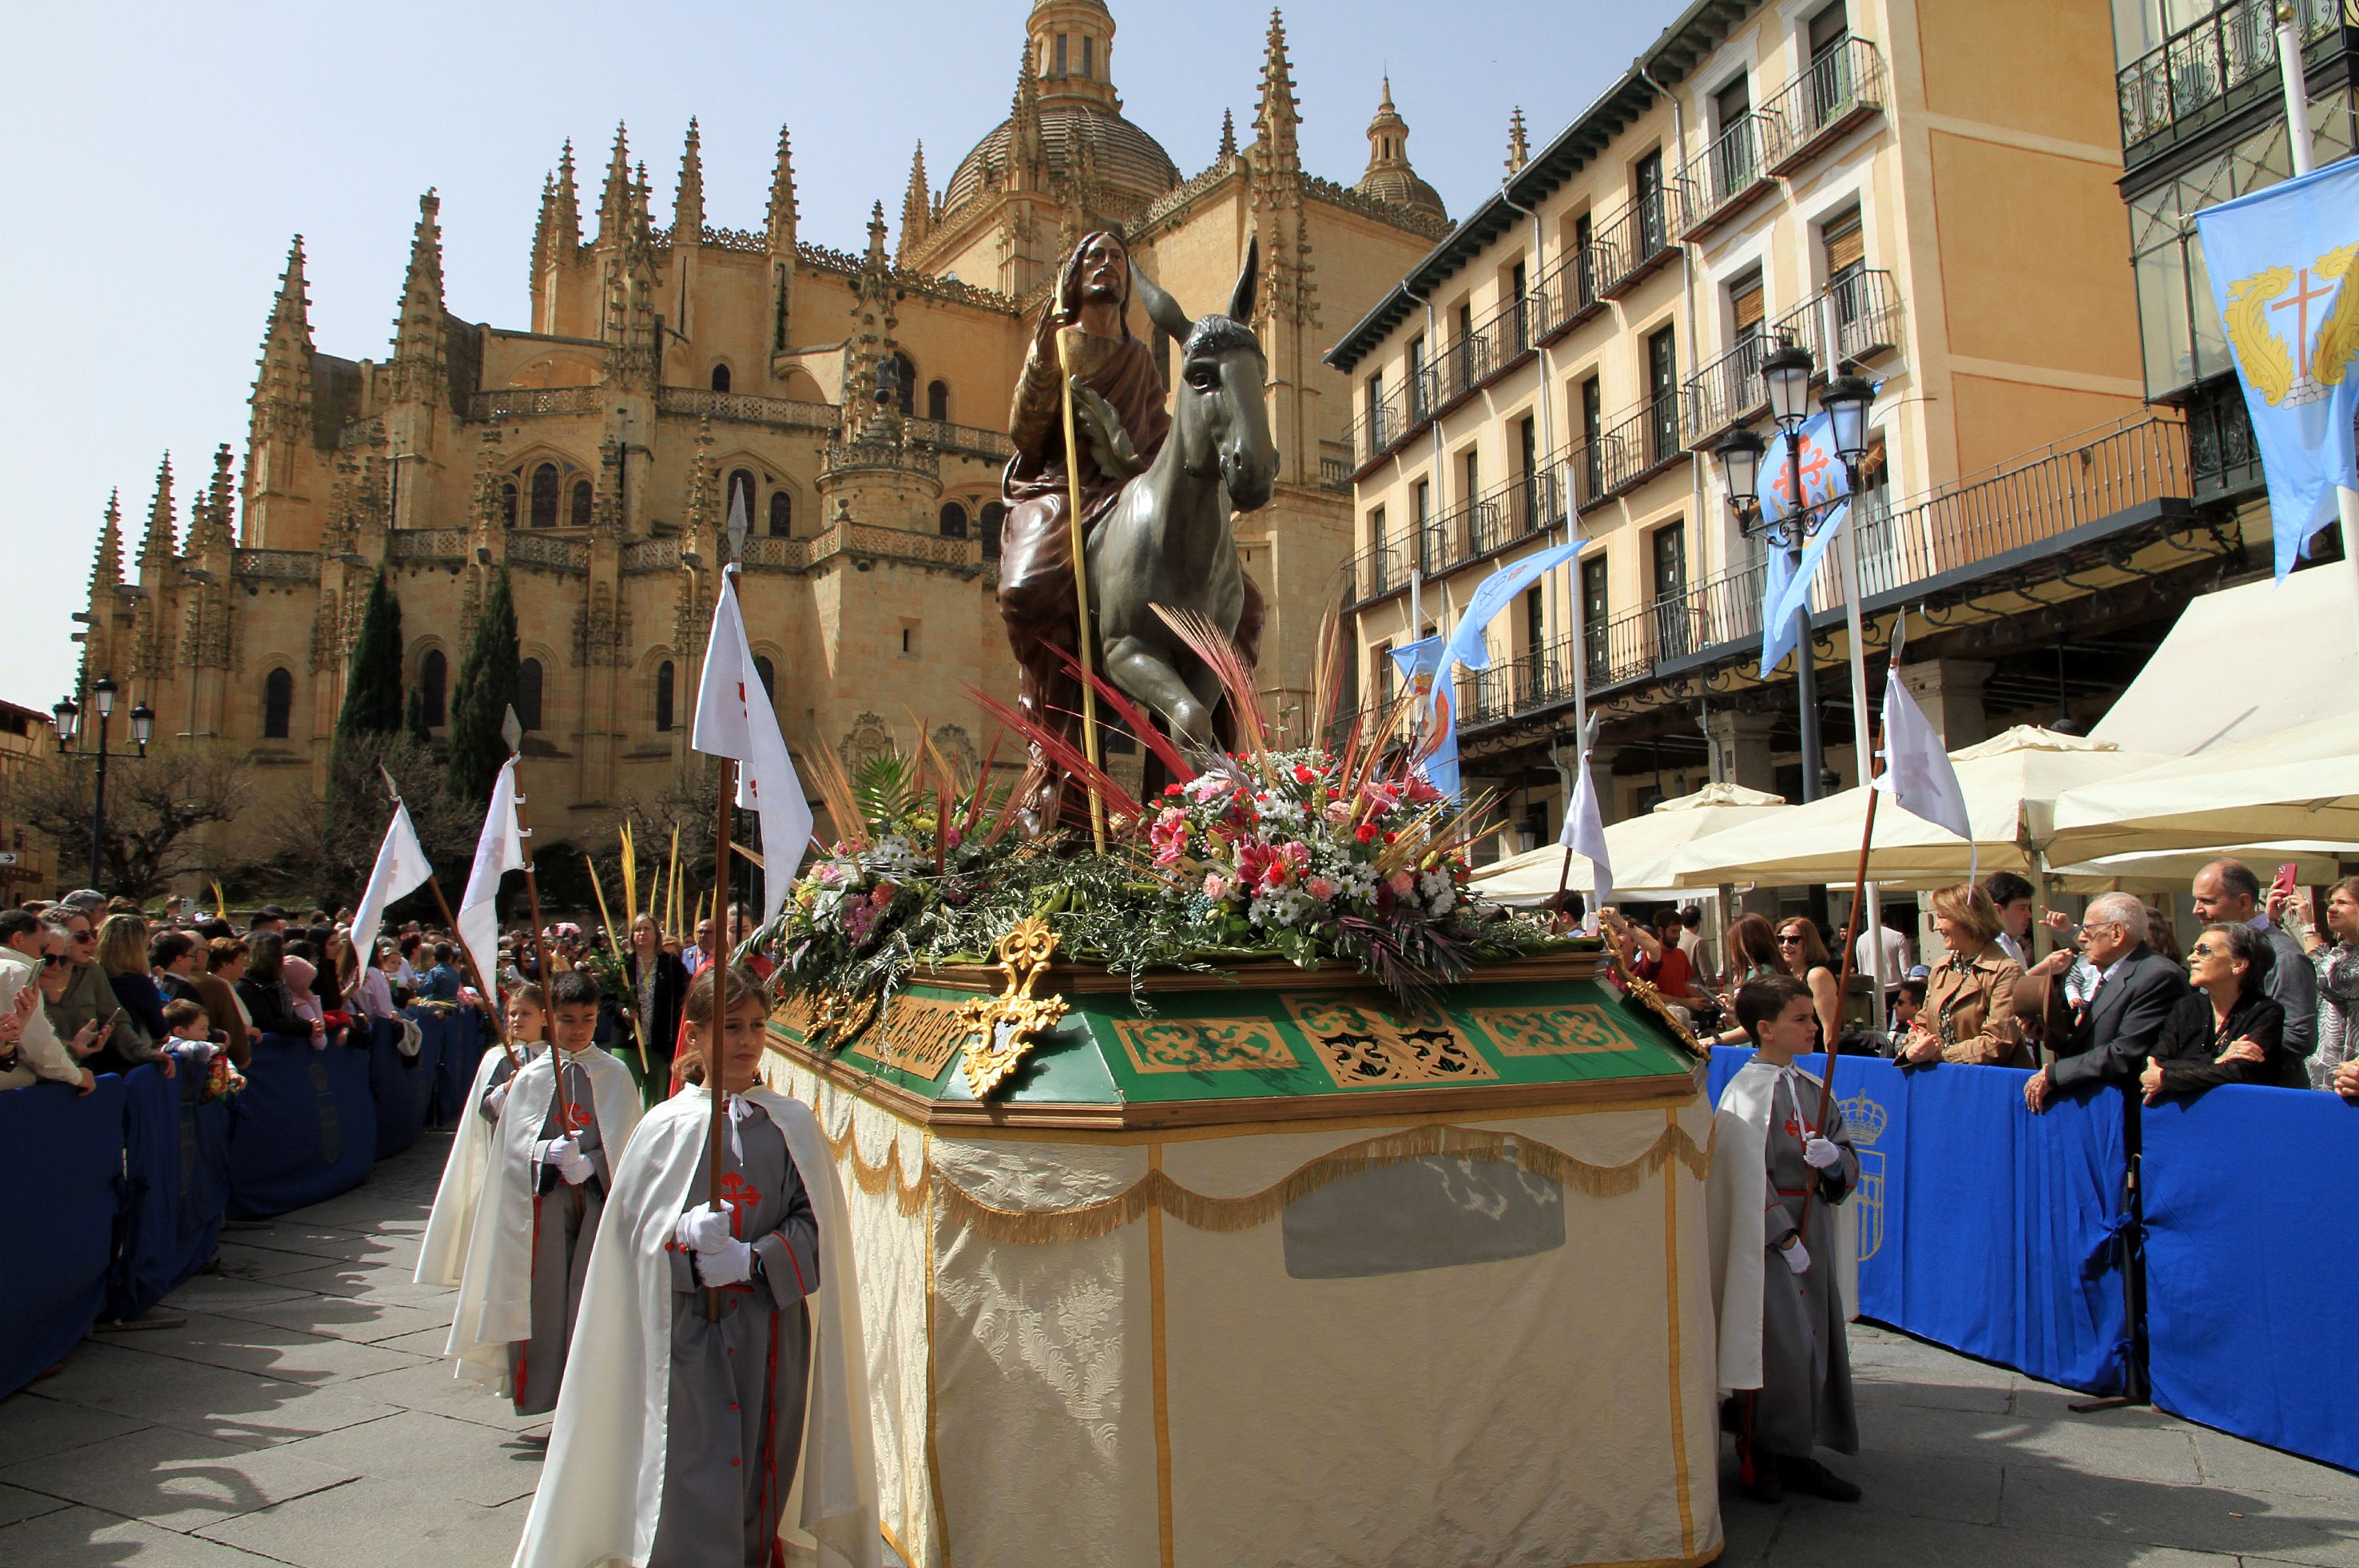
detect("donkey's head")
[1137,238,1276,514]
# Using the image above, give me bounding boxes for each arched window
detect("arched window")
[530,463,559,529]
[419,649,447,728]
[938,502,968,538]
[569,478,593,529]
[889,352,916,416]
[654,660,675,733]
[727,469,757,527]
[262,667,293,740]
[979,500,1007,562]
[768,490,792,538]
[753,656,776,701]
[709,363,732,393]
[927,379,950,422]
[516,658,543,732]
[501,482,518,529]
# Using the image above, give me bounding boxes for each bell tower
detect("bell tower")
[1028,0,1118,112]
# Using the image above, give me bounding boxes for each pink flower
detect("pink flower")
[1359,780,1403,814]
[1306,875,1337,901]
[1185,772,1235,803]
[870,884,894,909]
[1388,869,1417,898]
[1149,807,1190,867]
[1203,873,1232,901]
[1324,798,1355,824]
[1405,776,1444,806]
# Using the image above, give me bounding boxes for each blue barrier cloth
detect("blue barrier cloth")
[227,1034,379,1219]
[424,1006,486,1126]
[109,1065,182,1320]
[177,1079,232,1290]
[367,1017,441,1159]
[0,1075,129,1397]
[1707,1046,2131,1395]
[2144,1085,2359,1472]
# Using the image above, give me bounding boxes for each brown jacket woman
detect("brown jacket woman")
[1900,882,2028,1068]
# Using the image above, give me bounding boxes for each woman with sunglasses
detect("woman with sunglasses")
[2141,923,2287,1104]
[1773,917,1844,1055]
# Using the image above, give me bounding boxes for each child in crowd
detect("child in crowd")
[1707,972,1864,1506]
[161,998,245,1098]
[514,963,878,1568]
[447,970,641,1415]
[418,985,546,1301]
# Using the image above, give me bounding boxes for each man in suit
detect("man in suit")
[2192,858,2317,1087]
[2023,892,2189,1113]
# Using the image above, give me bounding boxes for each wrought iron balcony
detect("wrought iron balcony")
[1562,439,1618,515]
[1537,244,1609,343]
[1762,39,1887,174]
[1684,273,1903,447]
[1683,330,1782,447]
[1676,113,1780,240]
[1346,390,1412,472]
[1433,331,1495,411]
[2116,0,2341,154]
[1595,190,1678,300]
[1597,395,1687,495]
[1345,544,1407,605]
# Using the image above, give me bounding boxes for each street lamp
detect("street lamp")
[1821,374,1876,468]
[51,673,147,892]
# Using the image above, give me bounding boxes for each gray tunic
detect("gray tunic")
[506,1053,612,1417]
[1745,1074,1861,1461]
[649,1102,821,1568]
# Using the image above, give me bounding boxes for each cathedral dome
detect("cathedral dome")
[942,102,1181,220]
[1354,78,1448,229]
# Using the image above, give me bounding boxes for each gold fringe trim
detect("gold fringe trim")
[933,1121,1714,1245]
[809,1089,931,1218]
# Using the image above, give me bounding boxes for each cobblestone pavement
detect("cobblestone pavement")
[2,1129,2354,1566]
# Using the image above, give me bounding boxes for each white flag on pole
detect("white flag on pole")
[456,757,524,999]
[1875,672,1976,876]
[350,801,431,966]
[692,567,812,927]
[1558,746,1613,927]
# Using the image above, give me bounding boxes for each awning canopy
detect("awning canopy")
[2047,716,2359,864]
[1473,781,1789,904]
[2091,566,2359,756]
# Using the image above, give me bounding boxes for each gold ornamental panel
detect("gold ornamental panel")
[1110,1017,1300,1075]
[1284,995,1499,1088]
[957,916,1070,1098]
[880,995,971,1080]
[1471,1005,1634,1058]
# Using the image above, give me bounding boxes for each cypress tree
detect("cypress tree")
[444,566,520,806]
[335,570,405,741]
[403,685,434,750]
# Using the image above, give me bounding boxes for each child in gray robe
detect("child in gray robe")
[509,971,615,1416]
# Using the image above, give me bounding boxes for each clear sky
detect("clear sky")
[0,0,1674,714]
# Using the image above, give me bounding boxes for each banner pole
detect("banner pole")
[1836,520,1887,1032]
[423,872,520,1070]
[704,759,734,1324]
[1797,719,1880,1242]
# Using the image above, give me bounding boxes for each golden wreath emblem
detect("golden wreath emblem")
[2222,244,2359,407]
[957,915,1070,1098]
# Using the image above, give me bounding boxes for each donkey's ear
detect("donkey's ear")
[1228,235,1260,324]
[1131,261,1194,344]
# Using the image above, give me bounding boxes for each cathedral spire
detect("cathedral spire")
[196,443,236,554]
[634,160,654,240]
[1253,9,1301,178]
[673,118,705,242]
[1009,38,1046,184]
[140,455,176,568]
[866,200,889,266]
[533,173,559,269]
[391,190,447,389]
[90,490,124,597]
[765,124,799,252]
[251,235,314,440]
[554,138,582,252]
[1218,108,1237,162]
[598,122,633,245]
[900,142,931,260]
[1506,106,1531,175]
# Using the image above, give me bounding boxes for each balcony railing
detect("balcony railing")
[1763,39,1888,173]
[1562,439,1616,514]
[1595,189,1678,299]
[1537,243,1608,343]
[2116,0,2341,151]
[905,417,1014,461]
[507,532,590,574]
[1345,544,1407,605]
[469,385,602,420]
[1676,113,1780,238]
[1346,391,1412,471]
[1433,332,1495,410]
[1683,329,1781,447]
[1319,451,1352,491]
[1597,395,1687,495]
[381,530,464,566]
[1685,272,1904,446]
[231,548,318,583]
[657,387,837,433]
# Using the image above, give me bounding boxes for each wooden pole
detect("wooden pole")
[1797,728,1880,1241]
[704,760,734,1323]
[582,852,652,1078]
[423,873,522,1070]
[1051,272,1109,855]
[510,762,564,1133]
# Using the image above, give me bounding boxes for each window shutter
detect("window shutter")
[1732,276,1766,331]
[1824,211,1865,274]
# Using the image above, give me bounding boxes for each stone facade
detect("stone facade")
[72,0,1449,868]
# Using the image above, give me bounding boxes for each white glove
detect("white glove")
[696,1236,754,1287]
[674,1202,737,1254]
[1803,1135,1841,1170]
[485,1082,510,1117]
[1780,1238,1812,1276]
[538,1136,592,1185]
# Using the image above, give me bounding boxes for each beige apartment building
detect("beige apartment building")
[1325,0,2212,854]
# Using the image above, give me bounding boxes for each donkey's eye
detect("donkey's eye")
[1185,363,1217,390]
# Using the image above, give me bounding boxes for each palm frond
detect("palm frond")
[1150,604,1269,750]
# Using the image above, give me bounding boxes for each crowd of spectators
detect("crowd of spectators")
[1592,858,2359,1109]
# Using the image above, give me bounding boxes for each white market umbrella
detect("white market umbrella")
[2047,716,2359,864]
[1475,782,1789,905]
[2043,840,2359,895]
[1670,726,2171,889]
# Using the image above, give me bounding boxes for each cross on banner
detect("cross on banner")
[2270,266,2341,379]
[1772,435,1835,510]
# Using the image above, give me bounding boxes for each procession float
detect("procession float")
[756,233,1722,1568]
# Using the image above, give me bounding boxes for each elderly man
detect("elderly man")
[2191,859,2317,1086]
[0,910,97,1093]
[999,228,1265,829]
[2024,892,2189,1113]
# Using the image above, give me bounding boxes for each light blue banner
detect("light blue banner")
[1388,635,1459,799]
[1436,540,1585,673]
[1758,499,1849,675]
[2194,156,2359,581]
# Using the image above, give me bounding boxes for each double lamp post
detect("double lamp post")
[51,674,153,891]
[1710,343,1876,804]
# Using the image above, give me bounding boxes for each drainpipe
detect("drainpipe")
[1400,280,1439,640]
[1499,181,1553,836]
[1638,59,1709,582]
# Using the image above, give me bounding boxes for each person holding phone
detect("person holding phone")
[2191,859,2317,1086]
[2277,875,2359,1094]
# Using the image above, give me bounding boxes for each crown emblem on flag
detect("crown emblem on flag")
[1837,1092,1886,1146]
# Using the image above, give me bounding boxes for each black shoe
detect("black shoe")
[1777,1455,1861,1503]
[1738,1455,1785,1505]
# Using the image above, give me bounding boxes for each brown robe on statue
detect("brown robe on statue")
[999,234,1265,828]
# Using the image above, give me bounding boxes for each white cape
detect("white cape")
[511,1086,880,1568]
[417,1042,534,1291]
[447,1045,643,1392]
[1706,1058,1858,1397]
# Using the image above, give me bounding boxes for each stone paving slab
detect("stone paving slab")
[7,1127,2359,1566]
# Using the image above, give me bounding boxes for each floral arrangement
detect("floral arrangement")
[759,611,1562,1013]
